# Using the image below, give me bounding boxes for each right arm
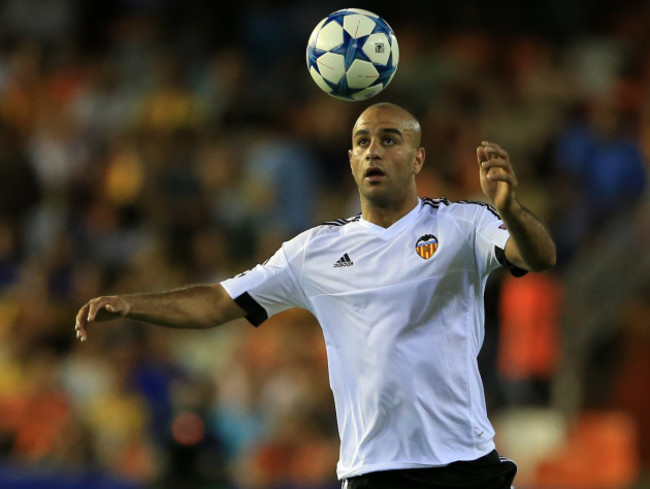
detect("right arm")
[74,284,246,342]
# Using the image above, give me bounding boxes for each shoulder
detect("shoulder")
[284,213,362,249]
[422,197,501,220]
[318,213,362,229]
[310,213,362,239]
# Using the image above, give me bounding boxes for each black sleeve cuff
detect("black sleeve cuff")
[233,292,268,327]
[495,246,528,277]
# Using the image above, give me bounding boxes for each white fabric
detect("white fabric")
[221,198,512,479]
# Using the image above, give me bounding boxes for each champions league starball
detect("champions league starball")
[306,8,399,101]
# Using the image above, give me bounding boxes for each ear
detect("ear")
[348,149,353,171]
[412,147,425,175]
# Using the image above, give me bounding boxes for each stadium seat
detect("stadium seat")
[533,410,639,489]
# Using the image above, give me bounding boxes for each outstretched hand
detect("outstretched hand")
[476,141,518,213]
[74,296,130,342]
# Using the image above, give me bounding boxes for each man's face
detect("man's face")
[349,105,425,207]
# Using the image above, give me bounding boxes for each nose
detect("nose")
[365,138,382,160]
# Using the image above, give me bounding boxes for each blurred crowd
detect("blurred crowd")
[0,1,648,488]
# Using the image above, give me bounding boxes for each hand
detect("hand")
[476,141,518,213]
[74,296,130,342]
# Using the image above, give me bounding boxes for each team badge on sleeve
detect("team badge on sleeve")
[415,234,438,260]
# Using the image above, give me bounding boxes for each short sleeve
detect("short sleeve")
[220,233,309,326]
[474,205,527,277]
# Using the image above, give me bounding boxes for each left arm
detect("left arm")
[477,141,556,272]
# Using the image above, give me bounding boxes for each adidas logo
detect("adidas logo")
[333,253,354,268]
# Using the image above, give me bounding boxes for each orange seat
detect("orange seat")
[533,411,639,489]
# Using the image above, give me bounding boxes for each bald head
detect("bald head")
[353,103,422,148]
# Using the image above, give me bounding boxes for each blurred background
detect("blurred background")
[0,0,648,488]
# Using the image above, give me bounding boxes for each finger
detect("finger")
[75,304,88,328]
[77,328,87,342]
[86,298,106,322]
[74,321,87,341]
[481,158,512,170]
[487,168,516,184]
[75,304,89,342]
[476,146,489,165]
[481,141,508,159]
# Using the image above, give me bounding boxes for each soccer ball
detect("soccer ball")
[306,8,399,101]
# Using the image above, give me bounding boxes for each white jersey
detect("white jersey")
[220,198,523,480]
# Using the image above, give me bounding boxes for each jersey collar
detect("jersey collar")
[358,199,422,240]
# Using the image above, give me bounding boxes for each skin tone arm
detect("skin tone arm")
[477,141,556,272]
[74,137,551,343]
[74,284,246,342]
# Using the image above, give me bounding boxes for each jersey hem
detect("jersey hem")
[337,441,496,480]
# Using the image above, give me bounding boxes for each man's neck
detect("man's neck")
[361,196,420,228]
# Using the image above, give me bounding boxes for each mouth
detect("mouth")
[364,167,386,182]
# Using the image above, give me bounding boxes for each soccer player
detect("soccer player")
[75,103,556,489]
